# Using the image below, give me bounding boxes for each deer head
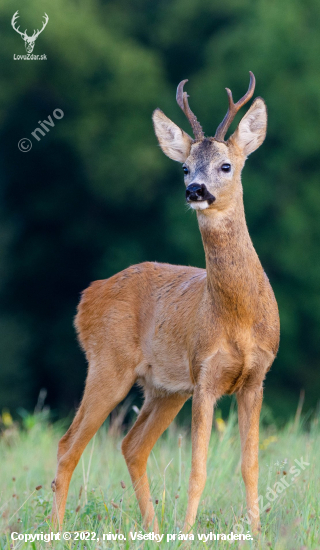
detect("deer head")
[11,11,49,54]
[153,72,267,214]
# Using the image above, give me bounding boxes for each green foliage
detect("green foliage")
[0,414,319,548]
[0,0,319,415]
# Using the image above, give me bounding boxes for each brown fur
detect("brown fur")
[51,89,279,535]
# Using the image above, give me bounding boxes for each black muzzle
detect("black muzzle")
[186,183,215,205]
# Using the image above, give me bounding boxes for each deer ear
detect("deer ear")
[229,98,267,157]
[152,109,192,162]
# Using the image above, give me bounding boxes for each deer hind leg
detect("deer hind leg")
[51,367,136,529]
[121,392,187,531]
[236,385,263,534]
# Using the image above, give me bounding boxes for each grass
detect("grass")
[0,406,319,549]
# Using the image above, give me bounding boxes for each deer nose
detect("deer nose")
[186,183,207,202]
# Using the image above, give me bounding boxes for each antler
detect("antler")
[214,72,256,142]
[32,13,49,40]
[11,11,27,37]
[176,80,204,141]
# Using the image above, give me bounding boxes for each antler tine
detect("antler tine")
[33,13,49,39]
[11,11,26,37]
[214,71,256,142]
[11,10,19,25]
[176,80,204,141]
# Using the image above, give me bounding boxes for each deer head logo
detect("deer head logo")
[11,11,49,54]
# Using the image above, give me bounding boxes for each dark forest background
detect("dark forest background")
[1,0,320,422]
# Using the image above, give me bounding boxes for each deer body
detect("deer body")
[51,74,279,534]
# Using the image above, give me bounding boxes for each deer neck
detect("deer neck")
[197,188,264,322]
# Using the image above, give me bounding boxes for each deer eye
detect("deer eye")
[182,165,189,175]
[221,163,231,173]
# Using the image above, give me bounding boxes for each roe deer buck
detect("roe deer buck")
[51,72,280,534]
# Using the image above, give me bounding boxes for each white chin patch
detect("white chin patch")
[189,200,209,211]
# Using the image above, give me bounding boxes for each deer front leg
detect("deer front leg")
[183,385,215,532]
[236,385,263,535]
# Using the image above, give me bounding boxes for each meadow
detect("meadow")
[0,404,319,549]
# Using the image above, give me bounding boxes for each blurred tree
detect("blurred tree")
[0,0,319,419]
